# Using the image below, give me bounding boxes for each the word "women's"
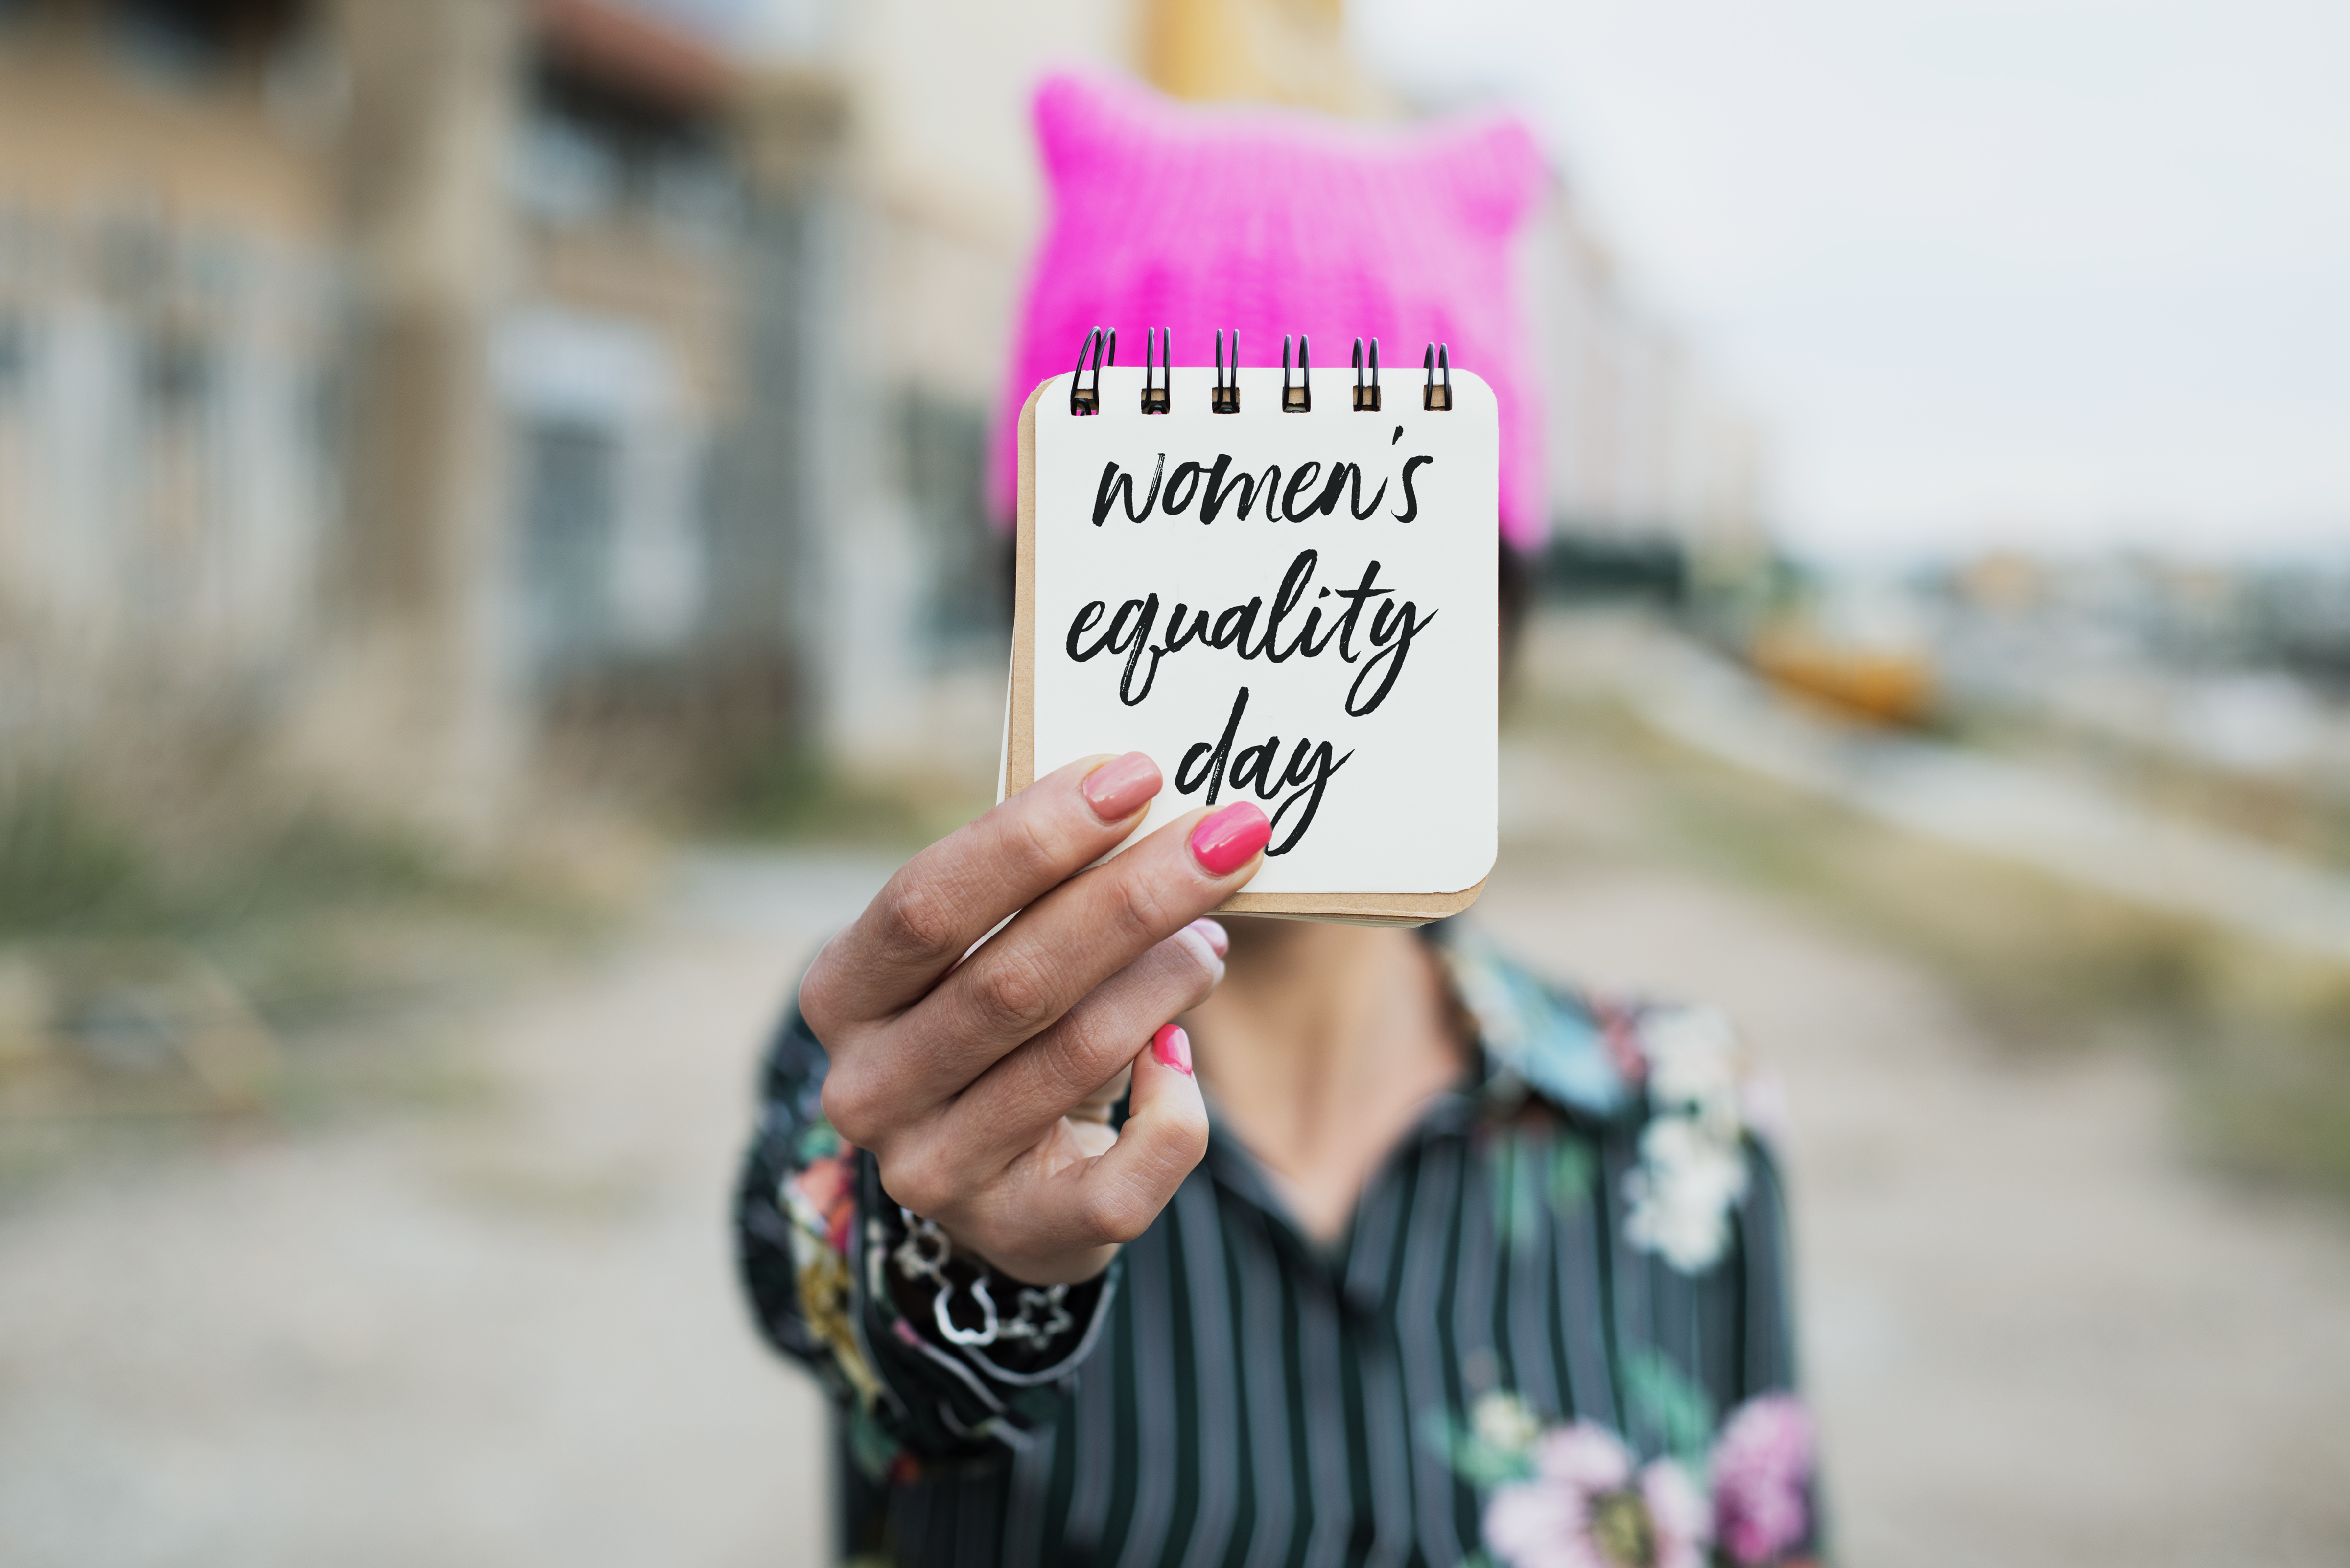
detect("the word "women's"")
[1093,450,1438,527]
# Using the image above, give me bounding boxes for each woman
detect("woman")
[737,75,1818,1568]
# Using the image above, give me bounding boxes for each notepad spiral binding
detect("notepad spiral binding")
[1068,328,1456,417]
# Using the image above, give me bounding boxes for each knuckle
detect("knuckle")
[887,1176,944,1220]
[1033,1011,1122,1103]
[1078,1180,1148,1247]
[881,1142,952,1219]
[1105,872,1177,947]
[876,877,959,963]
[969,948,1061,1041]
[798,957,845,1040]
[819,1063,882,1147]
[1170,932,1222,1007]
[1004,810,1071,885]
[1163,1099,1211,1168]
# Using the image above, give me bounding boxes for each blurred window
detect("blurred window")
[105,0,311,90]
[109,0,229,84]
[93,211,174,307]
[260,12,342,135]
[645,143,741,247]
[0,316,28,403]
[517,109,622,226]
[138,327,212,422]
[521,419,619,679]
[900,392,1003,661]
[522,56,736,245]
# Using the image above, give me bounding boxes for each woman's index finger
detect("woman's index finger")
[802,753,1164,1027]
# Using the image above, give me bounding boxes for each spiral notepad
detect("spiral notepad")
[1008,332,1498,924]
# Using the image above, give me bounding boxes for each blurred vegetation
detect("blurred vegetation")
[534,675,993,853]
[0,773,446,942]
[0,749,622,1153]
[1510,666,2350,1203]
[695,740,985,849]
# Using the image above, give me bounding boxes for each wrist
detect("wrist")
[887,1208,1106,1358]
[932,1217,1119,1288]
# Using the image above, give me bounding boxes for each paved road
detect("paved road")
[0,853,883,1568]
[4,823,2349,1565]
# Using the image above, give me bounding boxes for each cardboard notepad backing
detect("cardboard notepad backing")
[1005,363,1496,925]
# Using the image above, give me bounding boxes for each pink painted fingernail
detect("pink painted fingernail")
[1188,917,1230,957]
[1151,1023,1192,1075]
[1081,751,1161,822]
[1189,802,1271,876]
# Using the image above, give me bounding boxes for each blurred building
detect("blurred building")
[1524,199,1765,595]
[715,0,1139,781]
[0,0,341,741]
[0,0,757,828]
[0,0,1766,834]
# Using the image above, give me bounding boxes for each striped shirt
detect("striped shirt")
[736,925,1817,1568]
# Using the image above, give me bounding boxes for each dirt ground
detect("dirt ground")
[4,746,2350,1565]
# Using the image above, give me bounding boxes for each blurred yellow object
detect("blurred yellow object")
[1749,626,1936,727]
[1142,0,1386,116]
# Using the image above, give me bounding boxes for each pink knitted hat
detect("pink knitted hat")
[992,72,1551,552]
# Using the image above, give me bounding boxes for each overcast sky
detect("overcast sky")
[1354,0,2350,561]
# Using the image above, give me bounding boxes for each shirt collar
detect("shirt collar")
[1424,920,1638,1123]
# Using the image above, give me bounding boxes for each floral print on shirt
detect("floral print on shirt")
[1439,929,1775,1278]
[1442,1389,1819,1568]
[778,1119,885,1412]
[1623,1005,1762,1274]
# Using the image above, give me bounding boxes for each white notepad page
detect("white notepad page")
[1026,363,1498,898]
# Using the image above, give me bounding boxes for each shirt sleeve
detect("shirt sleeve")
[733,1001,1114,1472]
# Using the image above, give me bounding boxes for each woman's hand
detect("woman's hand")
[801,752,1271,1286]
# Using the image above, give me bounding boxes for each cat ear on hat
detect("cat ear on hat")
[1429,117,1548,235]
